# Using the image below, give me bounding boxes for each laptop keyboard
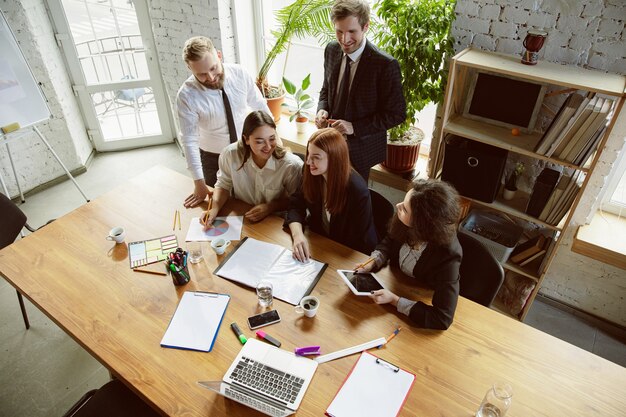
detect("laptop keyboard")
[229,356,304,404]
[225,386,286,417]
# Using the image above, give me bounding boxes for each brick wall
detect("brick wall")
[452,0,626,324]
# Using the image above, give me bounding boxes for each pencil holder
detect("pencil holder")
[167,248,191,286]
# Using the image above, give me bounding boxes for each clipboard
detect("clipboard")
[326,351,415,417]
[160,291,230,352]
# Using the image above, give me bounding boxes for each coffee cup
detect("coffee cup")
[295,295,320,318]
[210,238,231,255]
[106,226,125,244]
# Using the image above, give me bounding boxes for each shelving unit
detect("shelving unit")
[434,48,626,321]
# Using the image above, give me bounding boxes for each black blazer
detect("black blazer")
[318,40,406,175]
[375,234,463,330]
[285,171,377,255]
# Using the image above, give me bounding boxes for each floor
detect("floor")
[0,143,624,417]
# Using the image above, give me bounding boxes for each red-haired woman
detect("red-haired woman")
[285,128,377,261]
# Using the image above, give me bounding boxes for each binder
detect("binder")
[326,352,415,417]
[526,168,560,217]
[160,291,230,352]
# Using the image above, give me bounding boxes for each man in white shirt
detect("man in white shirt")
[177,36,270,208]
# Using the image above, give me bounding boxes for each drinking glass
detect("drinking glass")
[476,382,513,417]
[256,280,273,308]
[187,242,203,264]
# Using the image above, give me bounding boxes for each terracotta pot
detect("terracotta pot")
[266,94,285,122]
[383,141,421,173]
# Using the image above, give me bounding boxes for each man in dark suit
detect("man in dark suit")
[316,0,406,181]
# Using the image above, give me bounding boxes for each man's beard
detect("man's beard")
[388,213,418,245]
[198,71,225,90]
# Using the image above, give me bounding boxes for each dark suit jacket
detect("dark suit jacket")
[285,171,377,255]
[375,235,463,330]
[318,40,406,175]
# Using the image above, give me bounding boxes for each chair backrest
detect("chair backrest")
[0,193,27,250]
[457,232,505,307]
[369,189,394,242]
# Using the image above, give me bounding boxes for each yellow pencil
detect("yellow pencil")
[177,209,181,230]
[354,257,375,271]
[172,210,178,230]
[133,268,167,276]
[204,198,212,226]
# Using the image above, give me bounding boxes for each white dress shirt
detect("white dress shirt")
[215,143,303,206]
[335,37,367,101]
[176,63,270,180]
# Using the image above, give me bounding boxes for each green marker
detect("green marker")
[230,322,247,344]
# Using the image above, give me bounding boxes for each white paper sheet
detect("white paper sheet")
[185,216,243,242]
[326,352,415,417]
[160,291,230,352]
[214,237,326,305]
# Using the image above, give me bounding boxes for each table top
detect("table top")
[1,166,624,417]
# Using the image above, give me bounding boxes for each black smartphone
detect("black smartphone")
[247,310,281,330]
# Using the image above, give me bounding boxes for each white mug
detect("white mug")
[295,295,320,318]
[210,238,231,255]
[105,226,125,244]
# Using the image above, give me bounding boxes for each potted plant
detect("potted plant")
[372,0,456,172]
[282,74,315,133]
[256,0,334,122]
[503,162,525,200]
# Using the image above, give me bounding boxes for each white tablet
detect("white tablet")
[336,269,386,296]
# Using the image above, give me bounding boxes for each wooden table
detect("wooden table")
[1,166,624,417]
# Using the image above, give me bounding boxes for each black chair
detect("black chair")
[369,189,394,241]
[0,193,36,329]
[62,379,160,417]
[458,232,505,307]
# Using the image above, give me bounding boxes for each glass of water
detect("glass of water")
[256,280,273,308]
[187,242,203,264]
[476,382,512,417]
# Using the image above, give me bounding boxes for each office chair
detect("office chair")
[457,232,505,307]
[369,189,394,241]
[0,193,38,329]
[62,379,160,417]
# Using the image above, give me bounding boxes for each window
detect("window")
[600,141,626,216]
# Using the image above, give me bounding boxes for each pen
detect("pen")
[133,268,167,276]
[231,322,247,344]
[378,326,401,348]
[354,257,375,271]
[256,330,281,348]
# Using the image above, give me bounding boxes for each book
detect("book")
[538,174,572,221]
[160,291,230,352]
[546,172,581,225]
[510,234,546,264]
[551,96,598,158]
[544,93,591,157]
[557,97,605,160]
[563,98,613,162]
[534,94,580,154]
[526,168,561,218]
[326,351,415,417]
[518,237,550,267]
[573,125,607,167]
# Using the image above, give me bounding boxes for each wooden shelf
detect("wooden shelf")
[503,261,540,282]
[462,192,562,231]
[444,116,589,172]
[455,48,626,96]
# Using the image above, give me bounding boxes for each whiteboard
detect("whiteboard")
[0,11,51,130]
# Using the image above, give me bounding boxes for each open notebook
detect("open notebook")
[326,351,415,417]
[214,237,327,305]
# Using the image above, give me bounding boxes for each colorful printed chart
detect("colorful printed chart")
[205,219,228,236]
[128,235,178,268]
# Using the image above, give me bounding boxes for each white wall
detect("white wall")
[0,0,92,197]
[452,0,626,325]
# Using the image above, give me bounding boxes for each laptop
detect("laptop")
[198,338,318,417]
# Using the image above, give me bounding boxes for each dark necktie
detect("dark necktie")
[221,88,238,143]
[333,55,352,120]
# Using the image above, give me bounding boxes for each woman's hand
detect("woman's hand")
[369,289,400,307]
[291,232,311,262]
[245,204,271,222]
[200,207,219,231]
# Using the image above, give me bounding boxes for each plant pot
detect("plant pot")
[266,94,285,122]
[295,116,308,134]
[502,188,517,200]
[382,127,424,173]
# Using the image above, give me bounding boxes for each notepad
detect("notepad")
[214,237,327,305]
[160,291,230,352]
[326,351,415,417]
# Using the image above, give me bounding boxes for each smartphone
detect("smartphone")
[247,310,281,330]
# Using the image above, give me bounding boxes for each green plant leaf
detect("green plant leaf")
[289,113,296,122]
[302,73,311,90]
[282,77,296,95]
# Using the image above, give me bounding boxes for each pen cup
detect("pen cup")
[167,250,191,286]
[295,295,320,318]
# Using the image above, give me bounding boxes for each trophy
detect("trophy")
[521,29,548,65]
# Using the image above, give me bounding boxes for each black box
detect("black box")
[441,135,508,203]
[526,168,560,217]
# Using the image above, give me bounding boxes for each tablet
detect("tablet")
[336,270,385,296]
